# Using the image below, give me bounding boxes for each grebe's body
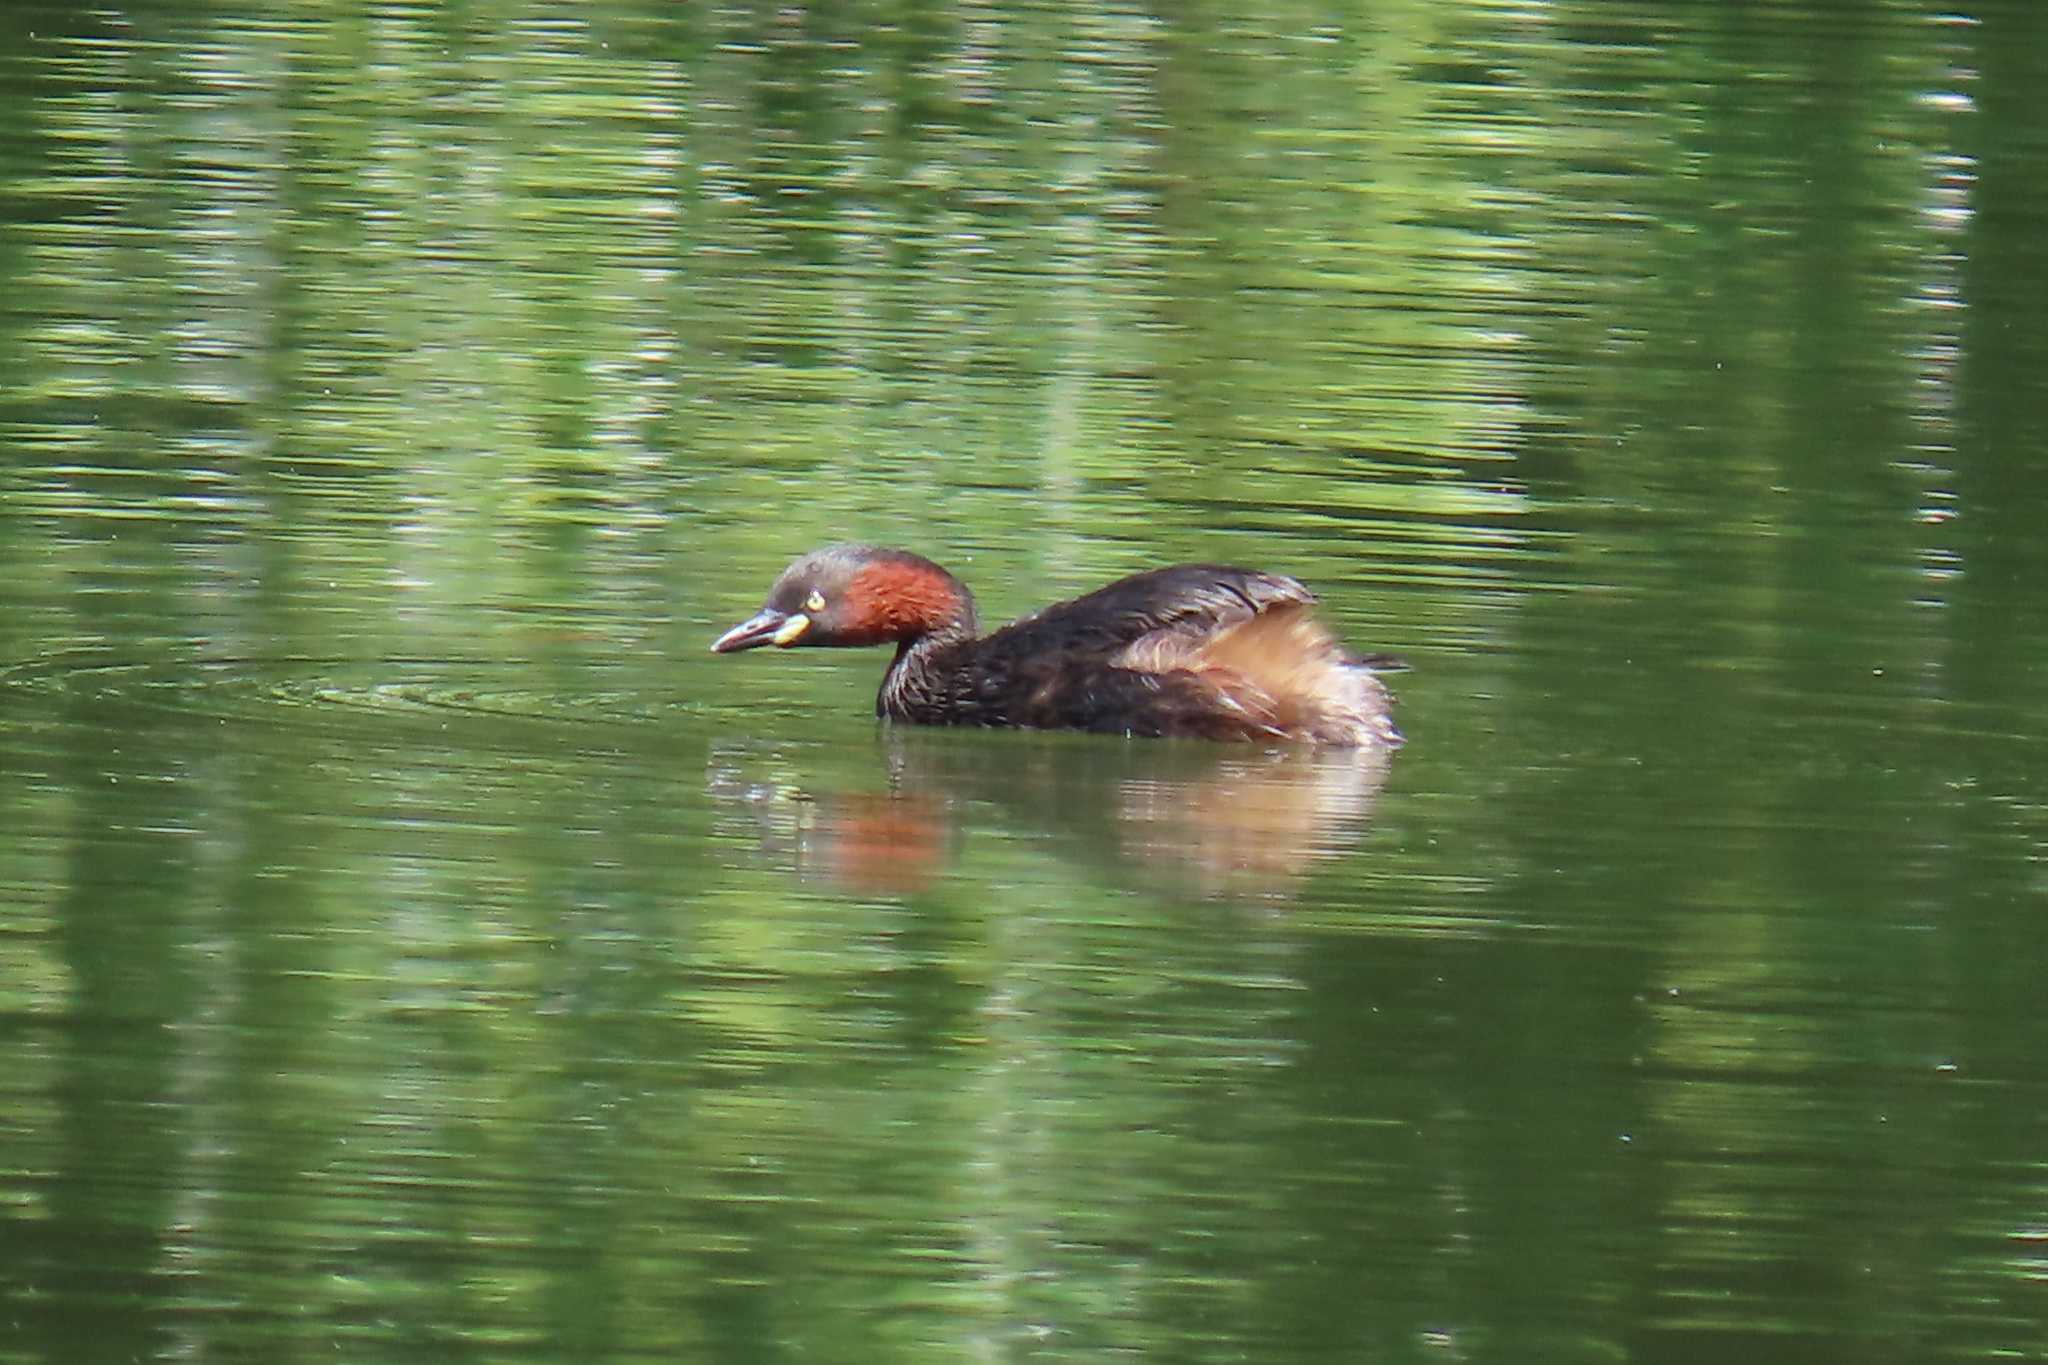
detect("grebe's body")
[713,545,1402,748]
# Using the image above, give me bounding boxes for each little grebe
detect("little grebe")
[711,545,1403,747]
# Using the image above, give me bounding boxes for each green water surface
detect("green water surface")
[2,2,2045,1362]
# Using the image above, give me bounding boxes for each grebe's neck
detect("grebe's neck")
[840,551,979,647]
[878,625,975,720]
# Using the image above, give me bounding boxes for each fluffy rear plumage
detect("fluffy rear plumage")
[1115,602,1401,747]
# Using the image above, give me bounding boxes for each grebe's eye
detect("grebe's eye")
[804,590,827,613]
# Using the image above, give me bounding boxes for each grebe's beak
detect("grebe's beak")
[711,608,811,653]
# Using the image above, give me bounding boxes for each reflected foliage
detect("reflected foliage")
[2,0,2046,1361]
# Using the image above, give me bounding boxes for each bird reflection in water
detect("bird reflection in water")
[707,730,1390,901]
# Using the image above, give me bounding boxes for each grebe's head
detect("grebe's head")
[711,545,978,653]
